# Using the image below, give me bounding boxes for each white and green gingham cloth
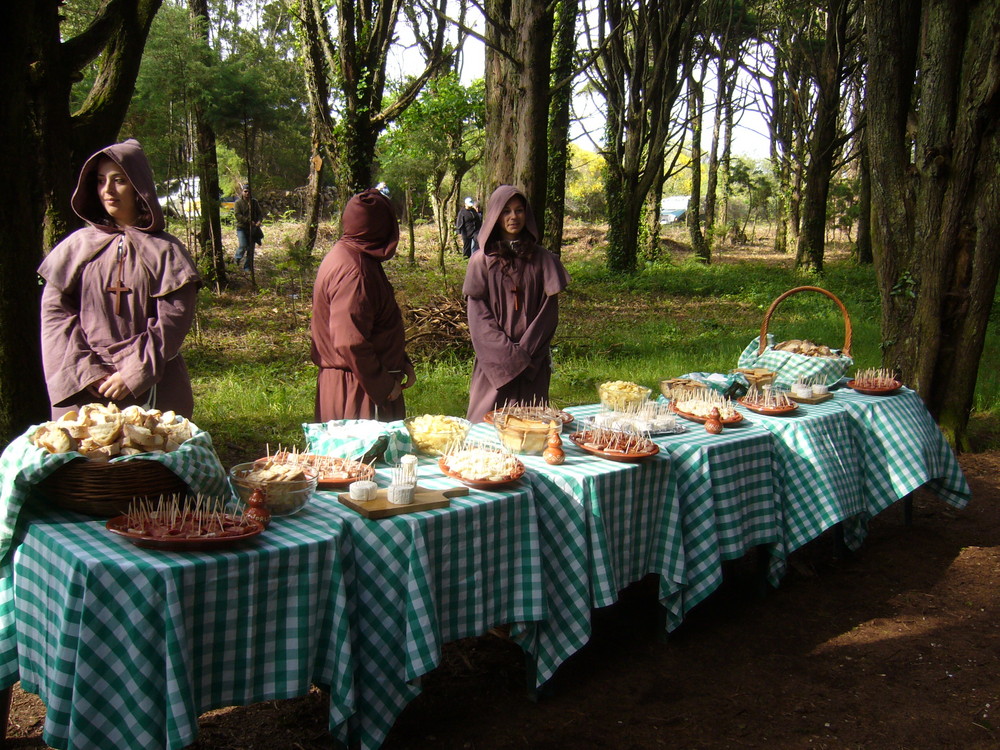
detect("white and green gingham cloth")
[1,503,353,750]
[0,388,968,750]
[319,464,546,750]
[737,335,853,389]
[0,424,229,573]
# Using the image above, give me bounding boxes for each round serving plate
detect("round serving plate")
[568,432,660,462]
[846,379,902,396]
[669,403,744,425]
[257,454,375,490]
[736,399,799,416]
[483,409,574,426]
[436,457,526,489]
[106,515,265,551]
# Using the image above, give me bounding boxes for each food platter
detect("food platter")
[106,514,265,551]
[669,402,744,425]
[437,457,526,489]
[737,399,799,416]
[258,452,374,489]
[483,409,574,426]
[568,432,659,462]
[847,379,902,396]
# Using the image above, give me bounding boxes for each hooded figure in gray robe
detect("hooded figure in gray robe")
[38,139,201,419]
[463,185,570,422]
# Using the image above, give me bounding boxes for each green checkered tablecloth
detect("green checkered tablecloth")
[733,385,969,581]
[488,416,677,687]
[0,425,230,576]
[320,463,546,750]
[833,387,969,513]
[734,397,866,579]
[0,503,353,750]
[586,403,783,626]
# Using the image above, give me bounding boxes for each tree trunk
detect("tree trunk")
[0,0,162,441]
[483,0,554,226]
[189,0,225,288]
[544,0,578,254]
[797,0,851,274]
[687,64,710,263]
[866,0,1000,448]
[297,0,337,255]
[856,129,873,264]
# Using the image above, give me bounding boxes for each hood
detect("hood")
[477,185,540,251]
[71,139,164,233]
[338,189,399,261]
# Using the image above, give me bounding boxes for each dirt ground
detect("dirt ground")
[3,447,996,750]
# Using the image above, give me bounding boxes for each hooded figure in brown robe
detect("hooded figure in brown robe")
[463,185,570,422]
[38,139,201,419]
[311,189,415,421]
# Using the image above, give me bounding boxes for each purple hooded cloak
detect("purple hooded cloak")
[463,185,570,422]
[311,189,411,421]
[38,139,201,419]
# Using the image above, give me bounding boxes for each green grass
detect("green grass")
[187,222,1000,464]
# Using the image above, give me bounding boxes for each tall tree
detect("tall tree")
[589,0,698,273]
[189,0,226,287]
[0,0,162,441]
[544,0,579,253]
[292,0,451,252]
[482,0,554,222]
[795,0,856,272]
[865,0,1000,448]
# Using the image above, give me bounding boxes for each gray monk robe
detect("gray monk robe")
[311,189,411,422]
[38,139,201,419]
[464,185,570,423]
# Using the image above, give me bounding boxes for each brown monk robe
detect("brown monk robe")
[311,189,415,421]
[464,185,570,422]
[38,139,201,419]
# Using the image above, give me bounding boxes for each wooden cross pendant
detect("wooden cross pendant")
[106,239,131,315]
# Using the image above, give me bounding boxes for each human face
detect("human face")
[498,196,526,241]
[96,158,140,227]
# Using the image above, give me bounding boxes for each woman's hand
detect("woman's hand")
[96,372,131,401]
[400,362,417,390]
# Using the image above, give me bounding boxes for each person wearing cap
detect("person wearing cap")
[456,195,482,258]
[234,184,263,271]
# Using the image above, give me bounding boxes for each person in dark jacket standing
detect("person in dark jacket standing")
[234,184,262,271]
[455,196,482,258]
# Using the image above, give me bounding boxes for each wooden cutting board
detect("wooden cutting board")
[337,485,469,519]
[788,391,834,404]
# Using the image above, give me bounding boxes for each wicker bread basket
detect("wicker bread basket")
[35,458,190,517]
[756,285,853,357]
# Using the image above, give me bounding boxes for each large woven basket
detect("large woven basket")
[756,285,853,357]
[736,286,854,390]
[35,458,190,518]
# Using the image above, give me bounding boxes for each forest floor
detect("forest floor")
[5,227,998,749]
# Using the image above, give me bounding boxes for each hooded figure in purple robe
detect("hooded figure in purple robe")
[463,185,570,422]
[311,189,416,421]
[38,139,201,419]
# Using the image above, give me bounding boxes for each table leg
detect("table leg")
[0,684,11,750]
[903,495,913,526]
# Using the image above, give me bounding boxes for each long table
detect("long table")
[0,385,970,750]
[0,502,354,750]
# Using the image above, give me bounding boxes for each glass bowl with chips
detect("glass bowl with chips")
[229,461,318,516]
[404,415,472,456]
[598,380,652,411]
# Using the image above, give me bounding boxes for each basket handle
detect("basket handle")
[757,285,852,357]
